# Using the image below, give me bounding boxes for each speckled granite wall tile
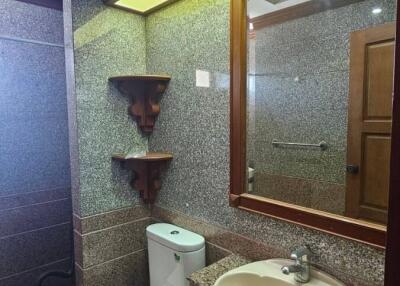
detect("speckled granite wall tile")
[253,71,349,185]
[256,0,396,48]
[0,0,64,45]
[152,206,285,261]
[253,173,346,215]
[71,0,148,216]
[76,249,149,286]
[74,205,151,234]
[77,217,151,268]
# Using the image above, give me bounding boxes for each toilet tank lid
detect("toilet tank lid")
[146,223,205,252]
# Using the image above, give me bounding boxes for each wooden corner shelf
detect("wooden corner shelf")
[112,152,173,203]
[109,75,171,134]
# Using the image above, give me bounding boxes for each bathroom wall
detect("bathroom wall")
[64,0,151,285]
[147,0,386,285]
[64,0,389,285]
[0,1,73,285]
[250,0,396,215]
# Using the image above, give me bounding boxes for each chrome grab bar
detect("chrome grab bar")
[272,139,328,151]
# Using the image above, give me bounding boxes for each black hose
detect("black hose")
[36,268,74,285]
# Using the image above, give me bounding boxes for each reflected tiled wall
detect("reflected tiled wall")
[0,1,72,285]
[251,0,396,214]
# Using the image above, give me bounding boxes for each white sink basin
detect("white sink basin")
[214,259,345,286]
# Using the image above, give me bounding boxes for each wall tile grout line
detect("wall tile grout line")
[0,198,71,212]
[0,186,71,199]
[0,34,64,48]
[0,222,70,240]
[75,248,147,271]
[76,217,152,236]
[73,204,150,220]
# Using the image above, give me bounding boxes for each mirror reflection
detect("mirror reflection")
[246,0,396,225]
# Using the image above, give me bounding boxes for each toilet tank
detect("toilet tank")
[147,223,205,286]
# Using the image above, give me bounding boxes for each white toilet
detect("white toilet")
[147,223,206,286]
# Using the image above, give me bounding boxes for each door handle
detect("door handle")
[346,165,359,174]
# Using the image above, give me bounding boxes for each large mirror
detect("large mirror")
[230,0,399,247]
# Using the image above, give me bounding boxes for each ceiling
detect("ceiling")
[248,0,311,18]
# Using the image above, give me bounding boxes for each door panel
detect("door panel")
[346,23,395,224]
[366,41,395,119]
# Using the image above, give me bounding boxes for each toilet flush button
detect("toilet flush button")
[170,230,180,235]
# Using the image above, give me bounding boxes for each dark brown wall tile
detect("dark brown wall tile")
[0,199,71,237]
[0,223,72,278]
[0,188,70,211]
[0,258,73,286]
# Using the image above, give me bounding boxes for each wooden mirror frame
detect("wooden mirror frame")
[230,0,400,251]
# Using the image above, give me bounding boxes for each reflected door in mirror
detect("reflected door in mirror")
[346,23,395,224]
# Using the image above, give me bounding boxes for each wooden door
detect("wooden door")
[346,23,396,224]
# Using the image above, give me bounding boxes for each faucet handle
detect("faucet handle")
[290,246,311,261]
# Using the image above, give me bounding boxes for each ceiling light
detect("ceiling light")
[104,0,178,15]
[372,7,382,14]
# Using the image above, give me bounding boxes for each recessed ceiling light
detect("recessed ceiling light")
[104,0,178,15]
[372,7,382,14]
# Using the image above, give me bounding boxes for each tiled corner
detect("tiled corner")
[205,242,232,266]
[75,249,149,286]
[71,0,148,217]
[80,218,151,268]
[74,205,152,285]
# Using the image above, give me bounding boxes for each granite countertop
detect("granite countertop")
[188,254,252,286]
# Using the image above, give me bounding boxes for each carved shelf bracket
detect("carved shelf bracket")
[112,152,173,204]
[109,75,171,134]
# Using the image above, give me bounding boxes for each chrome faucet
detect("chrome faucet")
[281,246,311,283]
